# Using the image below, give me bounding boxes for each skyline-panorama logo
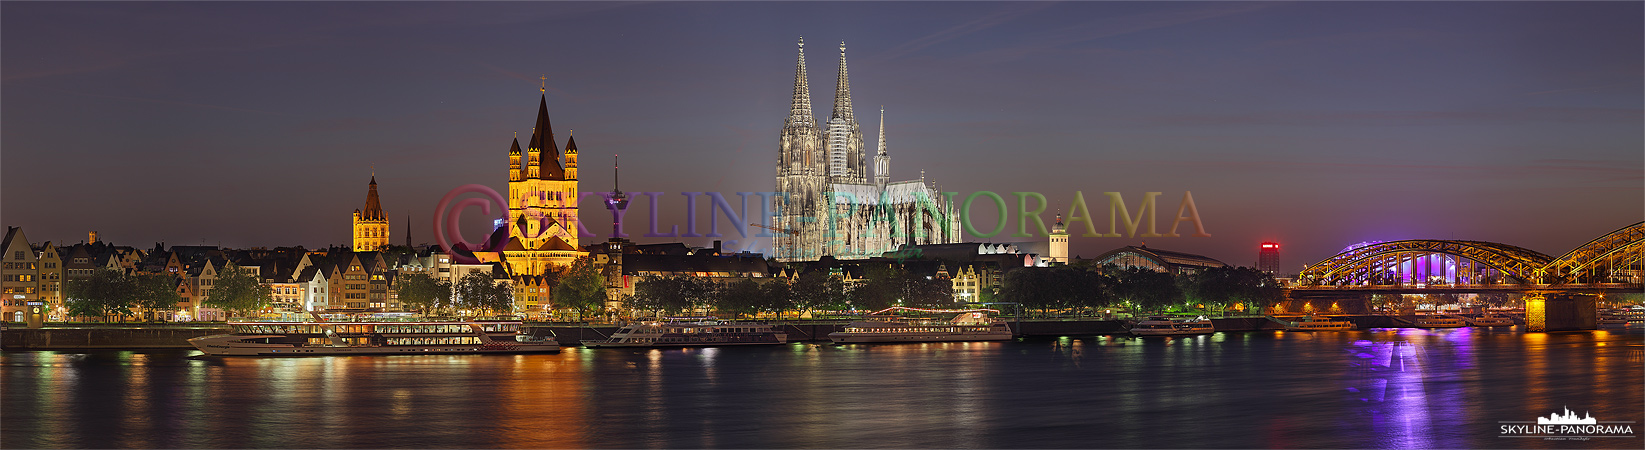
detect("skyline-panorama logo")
[1499,407,1636,441]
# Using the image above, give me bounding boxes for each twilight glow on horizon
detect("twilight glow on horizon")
[3,2,1640,269]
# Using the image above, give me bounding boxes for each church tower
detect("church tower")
[504,82,582,276]
[352,175,390,252]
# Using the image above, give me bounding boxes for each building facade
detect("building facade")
[773,38,960,262]
[2,227,39,321]
[1257,242,1281,275]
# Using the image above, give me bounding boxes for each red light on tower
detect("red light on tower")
[1258,242,1281,275]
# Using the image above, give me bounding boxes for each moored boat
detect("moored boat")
[1285,316,1356,331]
[828,307,1014,343]
[1465,314,1516,327]
[1412,315,1466,328]
[189,314,559,356]
[1598,310,1630,328]
[1130,316,1215,336]
[581,318,788,348]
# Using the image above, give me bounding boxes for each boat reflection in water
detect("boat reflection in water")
[189,312,558,356]
[828,307,1014,343]
[581,317,788,348]
[1129,315,1215,336]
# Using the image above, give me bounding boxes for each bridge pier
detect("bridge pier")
[1525,294,1598,332]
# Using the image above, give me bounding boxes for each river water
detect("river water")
[3,328,1641,449]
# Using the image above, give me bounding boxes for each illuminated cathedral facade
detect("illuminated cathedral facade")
[773,38,960,262]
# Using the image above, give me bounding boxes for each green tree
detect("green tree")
[205,263,273,317]
[1000,268,1051,316]
[396,273,452,314]
[903,272,953,309]
[1113,267,1182,312]
[792,270,849,312]
[133,273,183,319]
[714,278,766,318]
[1183,266,1282,315]
[762,280,793,318]
[553,256,607,321]
[454,271,511,316]
[852,264,904,312]
[64,269,135,321]
[630,275,699,317]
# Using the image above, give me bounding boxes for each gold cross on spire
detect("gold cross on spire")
[540,75,546,93]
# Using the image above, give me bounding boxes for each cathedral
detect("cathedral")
[495,86,585,277]
[773,38,960,262]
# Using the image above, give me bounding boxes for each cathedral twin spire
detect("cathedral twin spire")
[783,37,882,183]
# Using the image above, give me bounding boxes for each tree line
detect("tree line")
[1000,264,1283,316]
[627,264,955,318]
[63,263,272,321]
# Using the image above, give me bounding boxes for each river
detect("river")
[3,327,1640,448]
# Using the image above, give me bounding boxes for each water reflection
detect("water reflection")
[2,329,1641,449]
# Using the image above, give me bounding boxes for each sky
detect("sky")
[3,1,1641,271]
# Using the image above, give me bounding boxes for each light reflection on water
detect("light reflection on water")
[3,329,1641,449]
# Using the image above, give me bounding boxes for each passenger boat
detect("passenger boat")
[1464,314,1516,327]
[1130,316,1215,336]
[827,307,1014,343]
[189,314,559,356]
[1285,316,1356,331]
[1598,311,1630,328]
[1411,315,1466,328]
[581,318,788,348]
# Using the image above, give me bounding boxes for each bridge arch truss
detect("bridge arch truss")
[1541,221,1645,283]
[1299,240,1553,286]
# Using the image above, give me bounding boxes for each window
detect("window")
[13,251,24,260]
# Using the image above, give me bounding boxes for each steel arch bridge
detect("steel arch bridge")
[1299,222,1644,287]
[1540,221,1645,284]
[1299,240,1551,286]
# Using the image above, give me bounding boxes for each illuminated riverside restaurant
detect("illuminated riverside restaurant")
[1090,245,1228,276]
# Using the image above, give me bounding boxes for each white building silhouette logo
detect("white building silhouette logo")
[1538,407,1597,425]
[1499,407,1635,441]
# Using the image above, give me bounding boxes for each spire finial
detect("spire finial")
[540,75,546,93]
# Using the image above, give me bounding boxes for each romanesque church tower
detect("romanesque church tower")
[503,85,583,276]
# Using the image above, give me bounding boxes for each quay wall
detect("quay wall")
[2,327,228,350]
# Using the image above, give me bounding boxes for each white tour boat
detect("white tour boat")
[1130,316,1216,336]
[1285,316,1356,331]
[827,307,1014,344]
[1411,315,1467,328]
[581,318,788,348]
[1464,314,1516,327]
[189,314,559,356]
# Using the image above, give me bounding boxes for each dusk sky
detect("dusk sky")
[3,1,1640,271]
